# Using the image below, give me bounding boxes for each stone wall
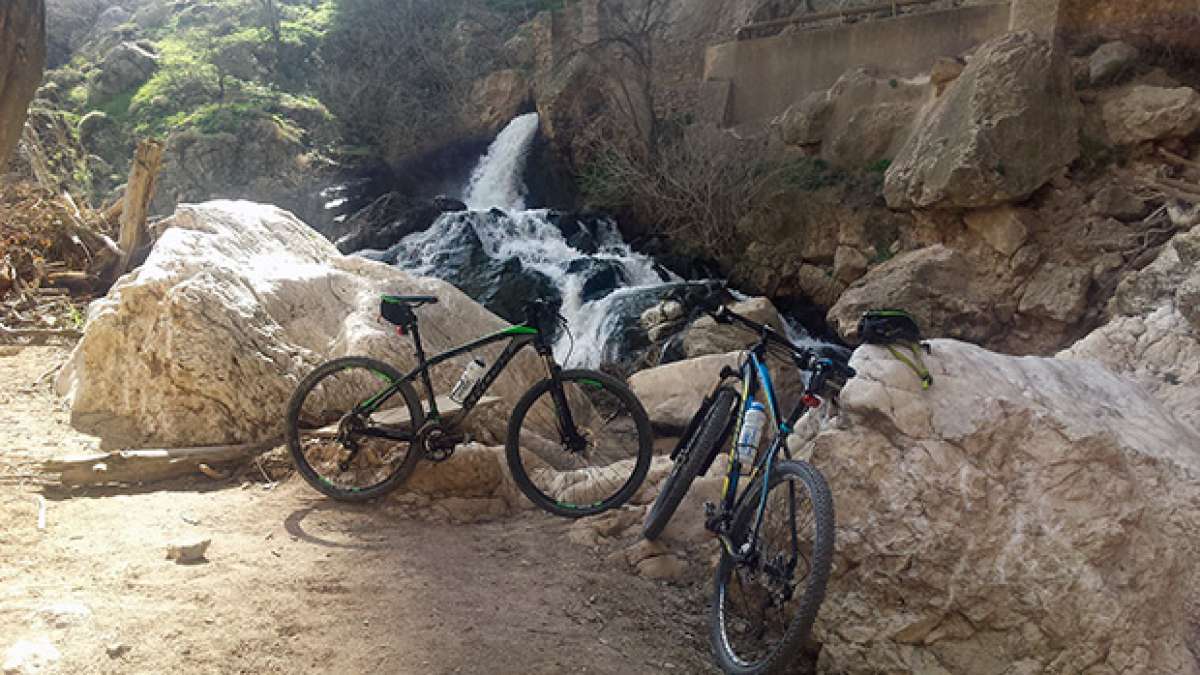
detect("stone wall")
[703,2,1011,126]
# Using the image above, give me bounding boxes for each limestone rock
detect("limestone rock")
[467,69,531,135]
[1062,225,1200,435]
[95,6,133,32]
[0,0,46,167]
[884,32,1081,209]
[1018,263,1091,324]
[774,92,830,147]
[828,245,1005,344]
[833,245,869,285]
[77,111,128,164]
[1091,184,1147,221]
[1103,85,1200,144]
[963,206,1035,256]
[56,201,544,448]
[1088,41,1139,86]
[793,263,847,308]
[929,57,964,95]
[681,297,784,358]
[88,42,158,105]
[798,340,1200,674]
[165,538,211,564]
[628,352,741,432]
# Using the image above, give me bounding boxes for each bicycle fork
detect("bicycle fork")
[541,352,587,453]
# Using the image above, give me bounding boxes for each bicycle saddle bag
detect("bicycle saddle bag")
[857,309,923,345]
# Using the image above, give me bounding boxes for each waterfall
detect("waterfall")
[382,113,818,368]
[463,112,541,211]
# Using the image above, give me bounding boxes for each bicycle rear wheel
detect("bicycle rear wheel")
[643,386,737,540]
[285,357,424,502]
[505,369,652,518]
[710,460,834,674]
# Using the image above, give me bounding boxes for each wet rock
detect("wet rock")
[166,538,211,564]
[1102,85,1200,144]
[1089,41,1139,86]
[885,32,1080,209]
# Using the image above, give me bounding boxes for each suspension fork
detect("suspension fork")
[541,351,585,450]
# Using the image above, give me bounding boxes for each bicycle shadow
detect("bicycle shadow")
[283,499,404,551]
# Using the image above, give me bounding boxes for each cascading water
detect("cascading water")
[463,112,541,211]
[384,112,682,367]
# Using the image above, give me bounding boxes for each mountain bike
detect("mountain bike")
[285,294,653,518]
[643,282,855,674]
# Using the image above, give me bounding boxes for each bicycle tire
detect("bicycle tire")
[286,356,425,502]
[505,369,653,518]
[710,460,835,675]
[643,386,737,541]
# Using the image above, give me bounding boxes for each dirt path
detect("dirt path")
[0,346,716,674]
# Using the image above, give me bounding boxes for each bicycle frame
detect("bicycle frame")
[353,321,570,441]
[716,340,812,557]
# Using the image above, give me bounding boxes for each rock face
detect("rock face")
[828,246,1006,344]
[797,340,1200,674]
[884,31,1081,209]
[680,297,784,358]
[1061,224,1200,435]
[775,68,927,169]
[57,201,544,448]
[467,69,531,135]
[0,0,46,168]
[87,42,159,105]
[1102,85,1200,144]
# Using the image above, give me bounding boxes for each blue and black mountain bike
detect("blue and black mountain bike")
[644,283,855,674]
[285,295,652,517]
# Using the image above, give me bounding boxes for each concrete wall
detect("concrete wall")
[1012,0,1200,53]
[704,2,1011,126]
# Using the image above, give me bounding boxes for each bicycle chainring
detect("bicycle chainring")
[416,421,466,462]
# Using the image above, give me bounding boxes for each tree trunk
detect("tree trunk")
[0,0,47,167]
[114,139,165,278]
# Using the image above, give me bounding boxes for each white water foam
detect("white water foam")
[462,112,541,211]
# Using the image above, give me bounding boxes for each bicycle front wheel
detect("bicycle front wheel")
[285,357,424,502]
[710,460,834,675]
[643,386,737,540]
[505,369,653,518]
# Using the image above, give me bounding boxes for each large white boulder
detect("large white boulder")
[57,200,543,448]
[797,340,1200,674]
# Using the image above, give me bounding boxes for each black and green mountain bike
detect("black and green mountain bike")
[284,294,653,518]
[644,282,855,674]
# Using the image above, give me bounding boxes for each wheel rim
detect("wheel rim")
[717,472,819,668]
[514,377,644,512]
[293,365,417,494]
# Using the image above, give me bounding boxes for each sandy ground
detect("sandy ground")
[0,346,716,674]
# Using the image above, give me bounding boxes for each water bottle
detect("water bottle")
[450,358,486,403]
[737,402,767,465]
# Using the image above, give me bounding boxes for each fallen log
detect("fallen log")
[42,440,279,487]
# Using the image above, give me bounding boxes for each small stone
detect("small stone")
[105,643,130,659]
[165,538,211,564]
